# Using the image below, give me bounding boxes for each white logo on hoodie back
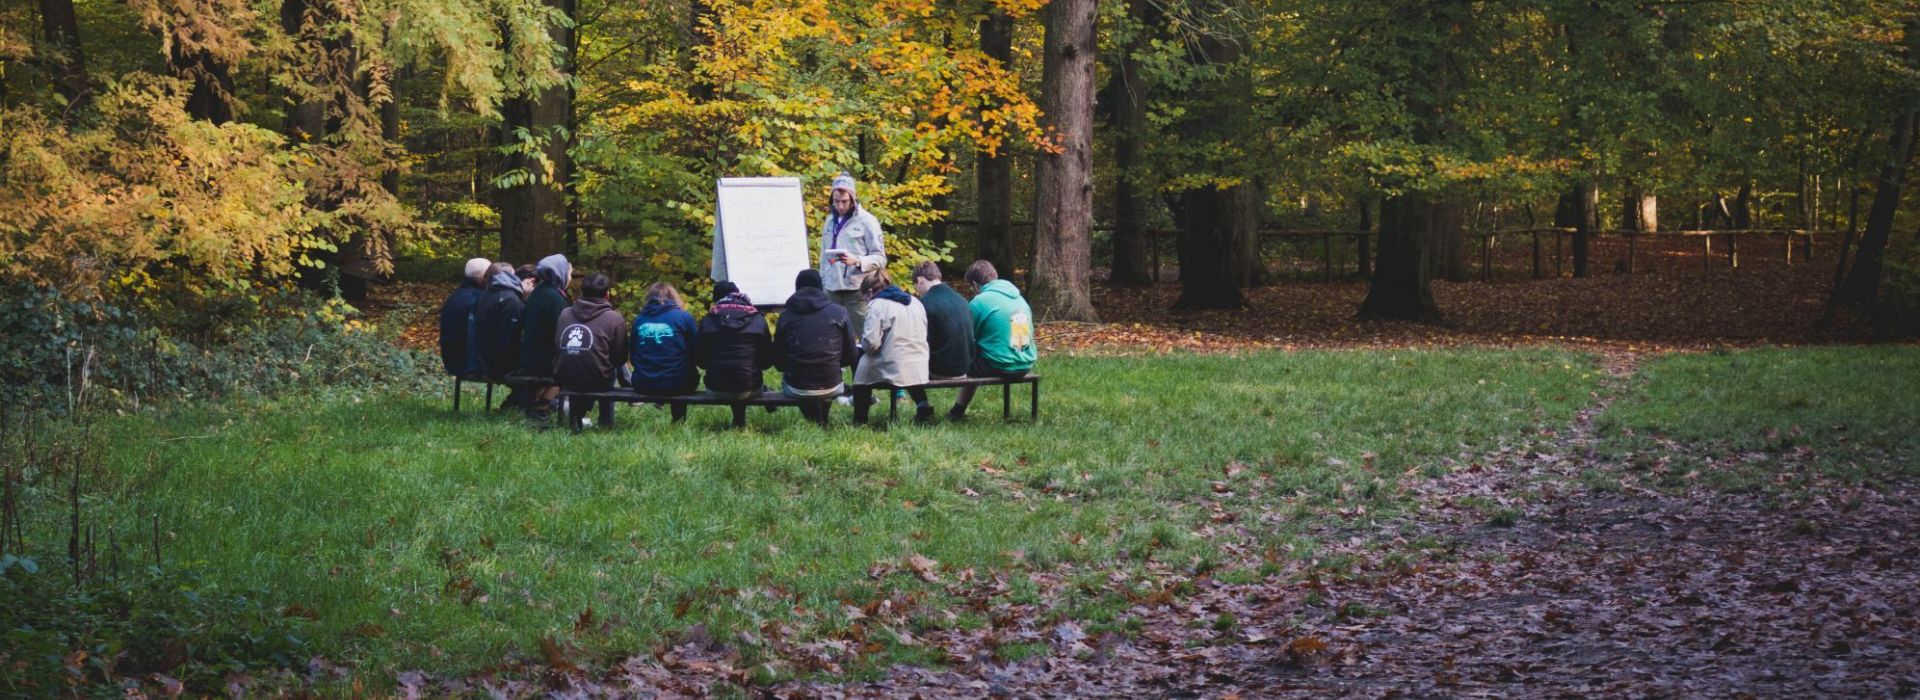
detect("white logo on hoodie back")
[562,324,594,354]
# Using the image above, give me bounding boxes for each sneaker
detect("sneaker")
[835,395,854,406]
[945,408,969,424]
[913,407,937,425]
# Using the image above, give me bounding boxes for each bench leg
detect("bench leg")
[816,400,832,428]
[1002,382,1011,420]
[670,402,688,423]
[485,382,495,413]
[599,399,615,430]
[1031,380,1039,421]
[888,389,898,421]
[562,397,583,434]
[732,404,747,429]
[453,377,462,413]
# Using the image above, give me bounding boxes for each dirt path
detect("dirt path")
[739,350,1918,698]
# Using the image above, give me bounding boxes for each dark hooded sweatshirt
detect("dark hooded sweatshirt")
[629,299,699,394]
[472,271,527,380]
[518,282,569,378]
[552,296,628,389]
[437,278,487,376]
[775,285,857,391]
[695,294,775,393]
[919,283,974,377]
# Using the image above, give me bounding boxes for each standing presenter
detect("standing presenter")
[819,172,887,339]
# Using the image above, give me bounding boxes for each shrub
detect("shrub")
[0,556,311,695]
[0,285,432,412]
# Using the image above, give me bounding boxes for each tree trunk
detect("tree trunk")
[1621,187,1657,232]
[1556,181,1597,277]
[974,11,1015,274]
[1357,197,1374,279]
[1028,0,1099,322]
[1732,182,1753,229]
[1357,193,1439,321]
[1430,200,1468,282]
[498,0,574,264]
[1359,0,1461,318]
[1172,2,1258,307]
[1229,179,1264,288]
[1106,0,1156,285]
[173,44,235,123]
[1835,110,1919,308]
[1172,185,1252,309]
[283,0,350,295]
[39,0,89,114]
[564,2,581,256]
[280,0,327,143]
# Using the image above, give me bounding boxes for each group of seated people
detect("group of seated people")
[438,256,1037,427]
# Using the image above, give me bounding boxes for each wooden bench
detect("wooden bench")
[451,374,550,413]
[555,388,833,431]
[556,373,1040,432]
[856,373,1040,422]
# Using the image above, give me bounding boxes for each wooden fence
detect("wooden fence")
[435,222,1841,284]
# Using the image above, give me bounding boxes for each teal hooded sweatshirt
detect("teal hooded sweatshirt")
[968,279,1036,372]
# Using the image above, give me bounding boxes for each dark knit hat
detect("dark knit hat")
[712,280,739,301]
[795,269,823,290]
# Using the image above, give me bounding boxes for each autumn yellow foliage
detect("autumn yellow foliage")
[0,77,323,301]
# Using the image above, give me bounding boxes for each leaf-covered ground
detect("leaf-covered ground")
[376,238,1856,357]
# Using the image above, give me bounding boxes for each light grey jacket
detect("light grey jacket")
[818,207,886,292]
[854,296,929,387]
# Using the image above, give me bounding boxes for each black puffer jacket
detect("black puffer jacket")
[694,293,775,393]
[775,286,857,391]
[471,271,526,380]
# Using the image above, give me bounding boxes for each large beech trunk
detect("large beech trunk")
[1028,0,1099,322]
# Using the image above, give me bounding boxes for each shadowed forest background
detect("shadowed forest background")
[2,0,1919,696]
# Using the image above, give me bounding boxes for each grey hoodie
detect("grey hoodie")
[537,254,572,288]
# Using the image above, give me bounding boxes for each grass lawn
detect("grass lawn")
[16,349,1600,680]
[1598,346,1920,488]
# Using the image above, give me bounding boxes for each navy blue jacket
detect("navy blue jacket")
[436,280,486,375]
[629,299,699,393]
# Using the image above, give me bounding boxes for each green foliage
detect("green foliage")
[0,285,432,413]
[0,562,311,695]
[883,234,957,287]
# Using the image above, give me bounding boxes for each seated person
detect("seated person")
[550,273,627,430]
[949,260,1036,421]
[630,281,699,421]
[776,269,857,425]
[519,255,572,421]
[630,282,700,392]
[694,281,775,400]
[850,271,932,424]
[437,257,490,377]
[911,261,974,380]
[471,262,529,408]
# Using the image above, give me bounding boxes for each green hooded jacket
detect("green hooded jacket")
[968,279,1036,373]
